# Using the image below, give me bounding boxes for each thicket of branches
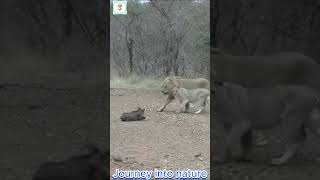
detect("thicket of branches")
[3,0,316,79]
[110,0,210,79]
[0,0,107,77]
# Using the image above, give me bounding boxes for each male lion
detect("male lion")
[171,86,210,114]
[158,76,210,112]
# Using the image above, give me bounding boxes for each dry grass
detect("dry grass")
[110,73,161,89]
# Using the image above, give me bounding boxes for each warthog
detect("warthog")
[32,145,107,180]
[213,82,320,165]
[120,107,146,121]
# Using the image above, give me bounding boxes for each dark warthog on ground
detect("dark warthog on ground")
[214,82,320,165]
[120,107,146,121]
[32,145,107,180]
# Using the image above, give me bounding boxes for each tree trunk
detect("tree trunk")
[127,38,134,74]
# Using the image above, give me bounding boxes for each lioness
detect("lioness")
[158,76,210,112]
[214,82,320,165]
[171,86,210,114]
[212,52,320,147]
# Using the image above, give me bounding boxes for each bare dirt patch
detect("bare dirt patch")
[0,79,107,180]
[110,88,210,176]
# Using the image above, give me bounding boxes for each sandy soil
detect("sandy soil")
[110,88,210,177]
[0,78,107,180]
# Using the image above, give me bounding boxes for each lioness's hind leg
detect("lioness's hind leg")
[227,121,251,160]
[270,113,305,165]
[195,107,204,114]
[194,94,208,114]
[178,100,189,113]
[195,101,206,114]
[271,143,301,165]
[189,103,195,108]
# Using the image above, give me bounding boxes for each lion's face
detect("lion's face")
[171,87,179,96]
[161,78,178,95]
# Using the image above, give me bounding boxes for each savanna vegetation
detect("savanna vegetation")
[110,0,210,88]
